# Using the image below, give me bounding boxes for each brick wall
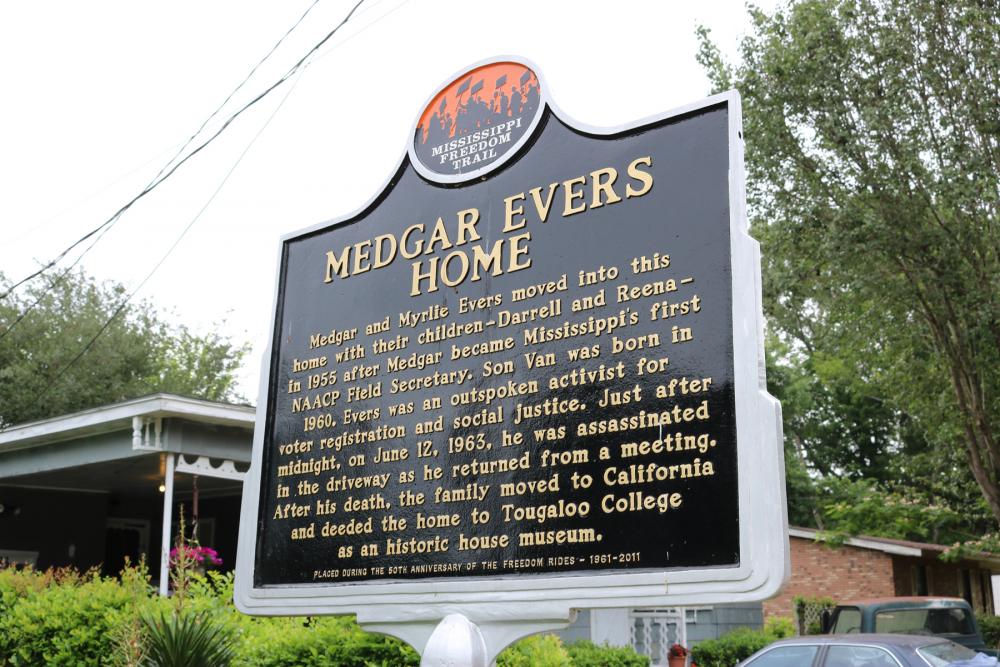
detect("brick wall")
[763,537,896,619]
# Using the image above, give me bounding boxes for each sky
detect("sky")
[0,0,778,403]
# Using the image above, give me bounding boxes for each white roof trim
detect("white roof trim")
[789,527,923,557]
[0,394,255,452]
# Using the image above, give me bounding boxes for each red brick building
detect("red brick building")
[764,527,1000,619]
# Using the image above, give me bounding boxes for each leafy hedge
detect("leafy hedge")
[566,640,650,667]
[978,615,1000,650]
[0,568,136,666]
[0,565,649,666]
[690,617,796,667]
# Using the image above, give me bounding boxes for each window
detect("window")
[745,645,819,667]
[873,608,973,636]
[917,641,977,667]
[824,645,898,667]
[831,607,862,634]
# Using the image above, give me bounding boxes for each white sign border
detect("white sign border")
[234,71,789,621]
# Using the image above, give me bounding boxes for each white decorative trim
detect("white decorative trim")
[175,455,246,482]
[0,394,254,452]
[132,417,165,452]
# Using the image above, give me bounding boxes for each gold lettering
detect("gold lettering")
[625,156,654,198]
[590,167,622,208]
[503,193,527,232]
[562,176,587,216]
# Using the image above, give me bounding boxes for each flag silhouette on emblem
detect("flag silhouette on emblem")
[470,79,484,95]
[439,98,447,113]
[456,77,472,95]
[520,70,532,86]
[495,74,508,88]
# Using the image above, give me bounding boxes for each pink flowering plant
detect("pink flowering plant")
[169,544,222,567]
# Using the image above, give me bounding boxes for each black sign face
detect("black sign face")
[253,67,739,587]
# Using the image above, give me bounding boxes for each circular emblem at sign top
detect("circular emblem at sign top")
[410,60,543,183]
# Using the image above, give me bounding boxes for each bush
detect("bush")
[764,616,796,639]
[690,627,776,667]
[0,569,137,667]
[233,616,419,667]
[0,566,659,667]
[497,634,571,667]
[978,615,1000,650]
[566,639,650,667]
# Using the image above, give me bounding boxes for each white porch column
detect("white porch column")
[159,453,175,596]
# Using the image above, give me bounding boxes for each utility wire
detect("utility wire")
[10,0,391,406]
[26,0,392,404]
[150,0,322,183]
[0,0,326,333]
[0,215,116,343]
[0,0,360,302]
[0,0,324,333]
[30,68,306,406]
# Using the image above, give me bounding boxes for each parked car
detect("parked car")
[737,634,996,667]
[821,598,995,655]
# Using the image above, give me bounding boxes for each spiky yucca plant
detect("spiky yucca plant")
[140,609,234,667]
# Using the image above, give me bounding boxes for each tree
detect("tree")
[0,270,248,427]
[766,334,994,544]
[698,1,1000,524]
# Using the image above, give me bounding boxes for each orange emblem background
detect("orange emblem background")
[417,62,540,146]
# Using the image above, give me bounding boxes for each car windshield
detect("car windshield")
[874,608,975,636]
[916,641,979,667]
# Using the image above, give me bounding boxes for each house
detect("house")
[765,527,1000,620]
[0,394,253,593]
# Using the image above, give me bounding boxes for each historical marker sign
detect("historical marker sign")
[236,60,787,620]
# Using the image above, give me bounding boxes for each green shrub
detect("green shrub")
[978,615,1000,649]
[764,616,796,639]
[0,570,137,667]
[566,639,650,667]
[233,615,419,667]
[497,634,571,667]
[690,627,775,667]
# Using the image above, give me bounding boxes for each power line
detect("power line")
[150,0,322,184]
[30,67,307,406]
[6,0,394,408]
[6,1,325,250]
[0,0,361,302]
[23,0,391,405]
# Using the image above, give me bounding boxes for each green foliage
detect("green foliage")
[0,269,248,427]
[496,634,571,667]
[0,567,650,667]
[690,627,776,667]
[699,0,1000,534]
[231,616,419,667]
[764,616,797,639]
[565,639,650,667]
[141,609,235,667]
[977,615,1000,650]
[0,569,136,667]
